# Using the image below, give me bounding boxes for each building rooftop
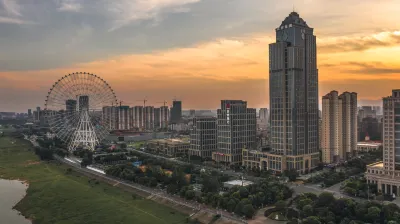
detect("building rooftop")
[357,142,382,147]
[224,180,254,187]
[280,11,309,28]
[367,162,384,168]
[148,138,190,145]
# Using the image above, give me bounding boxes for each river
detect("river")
[0,179,31,224]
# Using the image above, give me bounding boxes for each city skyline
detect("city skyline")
[1,0,400,112]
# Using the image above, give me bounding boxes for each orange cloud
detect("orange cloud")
[1,31,400,110]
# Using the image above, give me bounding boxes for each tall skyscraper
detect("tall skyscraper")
[189,117,217,159]
[66,99,77,117]
[321,91,358,164]
[36,106,41,121]
[154,107,161,128]
[212,100,257,165]
[268,12,319,173]
[339,92,358,160]
[170,101,182,124]
[258,108,269,129]
[28,109,32,118]
[366,90,400,195]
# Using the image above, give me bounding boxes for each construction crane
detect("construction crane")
[156,101,168,107]
[136,98,148,107]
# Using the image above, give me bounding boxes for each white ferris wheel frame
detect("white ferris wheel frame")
[44,72,118,151]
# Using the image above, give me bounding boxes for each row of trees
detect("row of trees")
[105,155,292,218]
[341,177,378,199]
[292,192,400,224]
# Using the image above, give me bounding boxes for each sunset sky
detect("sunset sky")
[1,0,400,112]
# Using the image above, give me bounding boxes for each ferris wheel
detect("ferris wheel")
[45,72,118,151]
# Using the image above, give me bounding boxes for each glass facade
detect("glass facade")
[269,12,319,171]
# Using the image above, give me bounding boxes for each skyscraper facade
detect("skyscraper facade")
[321,91,358,164]
[268,12,319,173]
[339,92,358,160]
[170,101,182,124]
[154,107,161,128]
[189,117,217,159]
[366,90,400,195]
[212,100,257,165]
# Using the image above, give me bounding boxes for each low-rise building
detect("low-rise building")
[356,142,382,152]
[223,180,253,189]
[242,147,283,173]
[147,138,190,157]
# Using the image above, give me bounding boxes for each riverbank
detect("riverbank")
[0,179,31,224]
[0,136,188,224]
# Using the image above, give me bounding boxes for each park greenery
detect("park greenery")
[305,157,376,187]
[266,192,400,224]
[0,136,187,224]
[105,151,293,218]
[341,177,378,199]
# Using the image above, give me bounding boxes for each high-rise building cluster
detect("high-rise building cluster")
[321,91,358,164]
[102,101,181,131]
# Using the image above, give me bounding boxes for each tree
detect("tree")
[185,190,195,200]
[296,198,313,210]
[303,216,321,224]
[275,200,287,210]
[167,184,178,194]
[316,192,335,207]
[366,206,380,222]
[242,204,255,218]
[239,187,249,198]
[285,169,298,182]
[303,205,313,217]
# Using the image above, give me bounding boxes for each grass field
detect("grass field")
[0,136,188,224]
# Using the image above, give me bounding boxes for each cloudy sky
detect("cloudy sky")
[1,0,400,112]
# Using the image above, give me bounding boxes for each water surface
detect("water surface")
[0,179,31,224]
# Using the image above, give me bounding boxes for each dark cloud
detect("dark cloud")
[319,33,400,53]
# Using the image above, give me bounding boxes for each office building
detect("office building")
[268,11,319,173]
[170,100,182,124]
[359,117,382,141]
[36,107,41,121]
[212,100,257,165]
[257,108,269,130]
[28,109,32,118]
[147,139,190,157]
[189,117,217,159]
[321,91,357,164]
[373,106,382,115]
[154,108,161,128]
[366,90,400,195]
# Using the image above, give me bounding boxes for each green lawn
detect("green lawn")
[0,137,187,224]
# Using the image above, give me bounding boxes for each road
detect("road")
[25,136,246,224]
